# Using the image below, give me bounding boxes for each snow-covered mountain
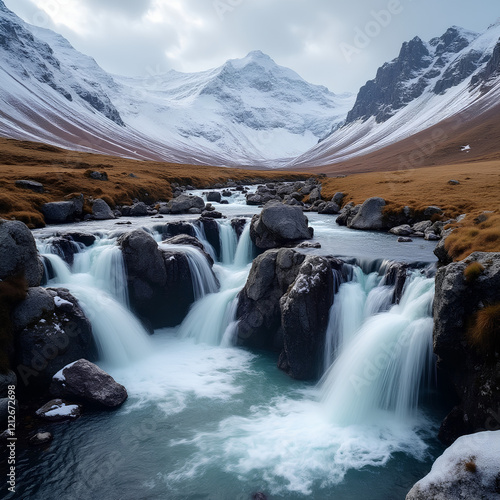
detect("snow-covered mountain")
[289,23,500,168]
[0,0,353,167]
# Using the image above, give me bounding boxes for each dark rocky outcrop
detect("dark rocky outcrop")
[278,256,334,380]
[206,191,222,203]
[42,194,84,224]
[15,179,44,193]
[120,229,215,327]
[167,194,205,214]
[92,199,115,220]
[236,249,306,350]
[42,236,81,266]
[50,359,127,408]
[349,197,387,231]
[154,221,196,240]
[0,220,43,287]
[250,202,313,249]
[13,287,97,390]
[433,252,500,444]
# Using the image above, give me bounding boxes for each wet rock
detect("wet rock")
[15,179,44,193]
[236,249,306,350]
[297,242,321,249]
[382,262,409,304]
[231,218,248,240]
[398,237,413,243]
[50,359,127,408]
[308,186,322,204]
[349,197,386,230]
[336,202,361,227]
[92,199,115,220]
[44,236,81,265]
[332,192,345,205]
[412,220,433,233]
[0,220,43,286]
[14,288,97,390]
[206,192,222,203]
[279,256,334,380]
[163,235,213,266]
[434,228,454,265]
[250,202,313,249]
[201,210,223,219]
[155,222,196,239]
[433,252,500,444]
[36,399,82,421]
[0,371,16,398]
[424,232,440,241]
[198,218,221,261]
[64,232,96,247]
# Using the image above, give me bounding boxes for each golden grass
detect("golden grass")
[0,138,312,227]
[467,303,500,355]
[464,262,485,284]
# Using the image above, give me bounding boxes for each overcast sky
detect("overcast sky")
[4,0,500,94]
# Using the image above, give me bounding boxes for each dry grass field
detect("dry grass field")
[0,138,311,227]
[1,137,499,261]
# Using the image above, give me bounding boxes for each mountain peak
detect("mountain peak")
[0,0,9,13]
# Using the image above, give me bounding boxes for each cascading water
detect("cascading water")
[39,242,151,366]
[218,219,238,265]
[320,272,436,424]
[192,223,217,261]
[233,221,254,268]
[159,243,219,300]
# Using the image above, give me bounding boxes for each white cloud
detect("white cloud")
[3,0,500,93]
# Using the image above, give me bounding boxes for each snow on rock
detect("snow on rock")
[36,399,82,421]
[53,360,78,382]
[406,431,500,500]
[54,296,73,308]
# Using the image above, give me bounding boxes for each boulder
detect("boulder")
[92,199,115,220]
[201,210,223,219]
[308,186,322,204]
[64,232,96,247]
[406,431,500,500]
[349,197,386,230]
[412,220,433,233]
[50,359,127,408]
[433,252,500,444]
[129,202,148,217]
[15,179,44,193]
[332,192,345,205]
[236,249,306,350]
[206,192,222,203]
[198,218,221,260]
[163,235,213,265]
[0,220,43,286]
[231,218,248,240]
[336,202,361,227]
[424,206,443,218]
[43,236,81,265]
[14,288,97,390]
[390,224,413,236]
[119,229,202,327]
[398,237,413,243]
[168,194,205,214]
[89,171,108,181]
[278,256,334,380]
[250,202,313,249]
[318,202,340,215]
[42,194,84,224]
[154,222,196,239]
[36,399,82,421]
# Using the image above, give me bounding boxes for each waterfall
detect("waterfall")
[192,224,217,261]
[41,253,73,283]
[233,222,254,268]
[39,251,151,366]
[218,220,238,265]
[177,266,250,345]
[66,285,151,366]
[320,273,435,424]
[73,243,129,306]
[159,243,219,300]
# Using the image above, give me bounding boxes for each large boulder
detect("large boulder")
[168,194,205,214]
[0,220,43,287]
[13,287,97,390]
[42,194,84,224]
[336,202,361,227]
[120,229,212,327]
[206,192,222,203]
[92,199,115,220]
[406,431,500,500]
[236,249,306,350]
[349,197,387,230]
[433,252,500,444]
[250,202,313,249]
[278,256,335,380]
[50,359,127,408]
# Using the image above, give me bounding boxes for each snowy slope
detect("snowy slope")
[289,23,500,168]
[0,1,353,167]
